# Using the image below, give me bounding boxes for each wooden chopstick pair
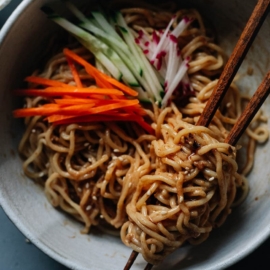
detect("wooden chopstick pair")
[124,0,270,269]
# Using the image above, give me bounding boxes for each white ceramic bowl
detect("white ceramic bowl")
[0,1,270,269]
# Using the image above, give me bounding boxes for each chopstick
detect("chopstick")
[196,0,270,127]
[124,251,138,270]
[138,70,270,270]
[132,71,270,270]
[225,71,270,145]
[123,1,270,269]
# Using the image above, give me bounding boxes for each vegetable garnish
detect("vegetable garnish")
[13,49,153,134]
[66,57,83,88]
[25,76,74,88]
[41,2,194,106]
[63,49,138,97]
[49,113,154,135]
[13,87,124,97]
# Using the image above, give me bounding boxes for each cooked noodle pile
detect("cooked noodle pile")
[18,4,268,265]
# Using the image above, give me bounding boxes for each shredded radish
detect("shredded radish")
[162,57,190,107]
[136,15,193,106]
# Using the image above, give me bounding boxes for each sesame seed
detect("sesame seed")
[179,196,184,203]
[92,196,97,200]
[112,156,117,160]
[32,129,36,133]
[85,183,90,189]
[84,142,89,147]
[108,163,114,169]
[118,157,123,161]
[185,167,189,170]
[128,182,132,188]
[209,177,215,181]
[161,211,167,215]
[114,149,120,152]
[86,205,92,211]
[100,215,104,219]
[77,188,82,192]
[147,190,151,196]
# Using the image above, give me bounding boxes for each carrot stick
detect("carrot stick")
[51,113,154,134]
[134,117,154,135]
[66,57,83,88]
[47,100,139,121]
[25,76,74,88]
[13,88,124,97]
[124,104,147,116]
[63,49,138,97]
[13,103,97,118]
[51,114,130,125]
[13,104,62,117]
[54,98,129,105]
[54,98,98,105]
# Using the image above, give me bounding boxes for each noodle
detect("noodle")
[17,2,268,266]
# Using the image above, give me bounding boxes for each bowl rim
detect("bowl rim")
[0,1,270,270]
[0,2,84,269]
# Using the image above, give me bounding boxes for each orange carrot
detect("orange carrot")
[63,49,138,97]
[54,98,128,105]
[124,104,147,116]
[51,114,130,125]
[13,103,97,118]
[13,104,63,117]
[25,76,74,88]
[66,57,83,88]
[47,100,139,121]
[133,116,154,135]
[54,99,97,105]
[14,87,124,97]
[50,113,154,134]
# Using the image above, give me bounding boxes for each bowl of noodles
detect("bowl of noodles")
[0,0,270,269]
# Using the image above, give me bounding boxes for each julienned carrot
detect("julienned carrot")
[13,88,124,97]
[13,104,72,117]
[134,117,155,135]
[63,49,138,97]
[49,113,154,134]
[124,105,147,116]
[59,94,108,100]
[14,99,139,118]
[84,66,138,98]
[66,57,83,88]
[95,76,113,89]
[54,98,97,105]
[94,76,123,100]
[54,98,128,105]
[47,100,139,122]
[51,114,132,125]
[25,76,74,88]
